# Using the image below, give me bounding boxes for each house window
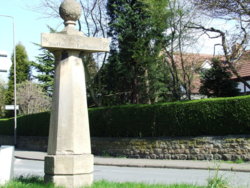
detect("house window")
[246,81,250,92]
[237,82,245,93]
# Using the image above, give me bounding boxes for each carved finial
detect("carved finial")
[59,0,82,26]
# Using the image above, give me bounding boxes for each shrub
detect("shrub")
[1,96,250,137]
[0,112,50,136]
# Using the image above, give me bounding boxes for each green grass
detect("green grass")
[224,159,246,164]
[1,177,205,188]
[85,181,205,188]
[0,176,56,188]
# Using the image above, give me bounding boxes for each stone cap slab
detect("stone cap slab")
[41,33,109,53]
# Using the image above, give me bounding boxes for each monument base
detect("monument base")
[44,174,93,188]
[44,154,93,188]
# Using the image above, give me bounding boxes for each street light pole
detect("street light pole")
[0,15,17,146]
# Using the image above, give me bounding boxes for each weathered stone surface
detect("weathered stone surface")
[1,135,250,162]
[47,51,91,155]
[44,173,93,188]
[0,146,14,185]
[45,154,93,174]
[59,0,82,22]
[41,33,109,52]
[41,0,109,187]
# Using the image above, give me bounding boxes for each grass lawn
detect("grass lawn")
[0,177,205,188]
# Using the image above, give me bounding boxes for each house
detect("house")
[231,51,250,94]
[169,53,214,99]
[172,51,250,99]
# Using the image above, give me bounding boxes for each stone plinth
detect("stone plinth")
[41,0,109,187]
[45,154,93,187]
[0,146,14,185]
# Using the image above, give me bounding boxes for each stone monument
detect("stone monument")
[41,0,109,187]
[0,146,14,185]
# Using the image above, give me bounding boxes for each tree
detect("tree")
[199,58,240,97]
[32,27,56,96]
[193,0,250,19]
[32,48,55,96]
[191,0,250,90]
[16,81,51,115]
[163,0,201,100]
[105,0,170,104]
[0,79,6,117]
[5,43,31,106]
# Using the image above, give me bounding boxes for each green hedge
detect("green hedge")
[1,96,250,137]
[0,112,50,136]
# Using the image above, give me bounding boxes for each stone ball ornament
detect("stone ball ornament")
[59,0,82,23]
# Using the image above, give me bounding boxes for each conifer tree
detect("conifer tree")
[32,49,55,96]
[5,43,31,106]
[199,59,240,97]
[105,0,170,104]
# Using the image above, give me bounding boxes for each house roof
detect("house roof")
[232,51,250,79]
[172,51,250,94]
[170,53,215,94]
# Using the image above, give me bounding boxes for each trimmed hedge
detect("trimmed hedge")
[0,112,50,136]
[1,96,250,137]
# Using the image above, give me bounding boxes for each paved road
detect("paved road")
[14,159,250,187]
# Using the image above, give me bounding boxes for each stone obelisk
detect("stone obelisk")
[41,0,109,187]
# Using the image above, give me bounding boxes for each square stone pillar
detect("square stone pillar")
[41,0,109,187]
[44,51,93,187]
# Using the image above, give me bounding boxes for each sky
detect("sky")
[0,0,233,82]
[0,0,62,81]
[0,0,62,60]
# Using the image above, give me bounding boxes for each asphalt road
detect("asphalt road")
[14,159,250,187]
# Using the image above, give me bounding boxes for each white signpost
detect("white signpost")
[0,146,14,185]
[0,52,9,73]
[5,105,19,111]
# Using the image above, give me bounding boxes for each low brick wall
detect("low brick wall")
[1,135,250,161]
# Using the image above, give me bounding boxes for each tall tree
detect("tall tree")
[199,58,240,97]
[32,49,55,96]
[105,0,170,104]
[0,79,6,117]
[5,43,31,106]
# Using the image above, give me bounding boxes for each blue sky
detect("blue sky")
[0,0,63,81]
[0,0,233,83]
[0,0,61,61]
[0,1,226,61]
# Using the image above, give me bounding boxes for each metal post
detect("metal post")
[0,15,16,146]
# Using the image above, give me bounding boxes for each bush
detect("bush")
[0,112,50,136]
[1,96,250,137]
